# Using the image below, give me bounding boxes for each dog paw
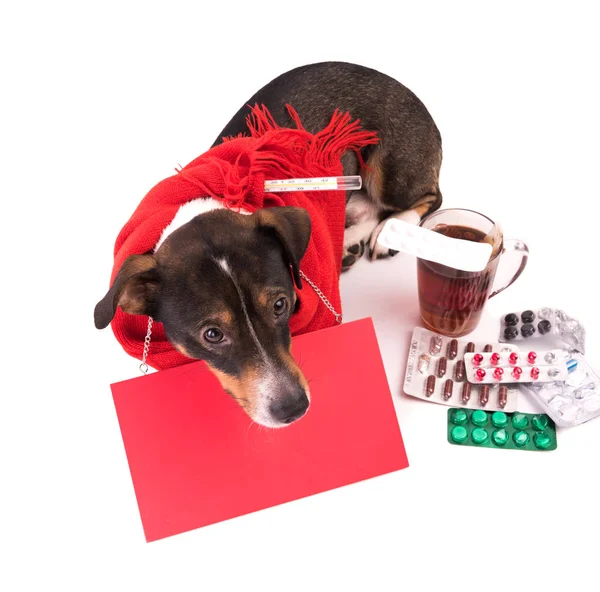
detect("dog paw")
[341,240,366,271]
[368,245,399,260]
[368,217,407,261]
[367,210,422,261]
[368,221,395,260]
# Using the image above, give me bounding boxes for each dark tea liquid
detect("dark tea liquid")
[417,224,499,337]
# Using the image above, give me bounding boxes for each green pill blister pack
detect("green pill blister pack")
[447,408,557,451]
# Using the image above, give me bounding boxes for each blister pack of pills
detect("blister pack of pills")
[447,408,557,451]
[499,307,586,353]
[520,353,600,427]
[376,218,493,272]
[404,327,519,411]
[463,349,569,384]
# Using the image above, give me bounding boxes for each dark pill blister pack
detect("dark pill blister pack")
[499,307,586,354]
[500,309,554,342]
[447,408,557,452]
[404,328,519,412]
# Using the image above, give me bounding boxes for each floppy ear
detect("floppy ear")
[255,207,312,288]
[94,254,160,329]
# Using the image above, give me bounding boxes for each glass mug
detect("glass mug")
[417,208,528,337]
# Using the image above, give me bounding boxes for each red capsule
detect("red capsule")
[498,386,508,409]
[479,385,490,406]
[483,344,493,352]
[465,342,475,353]
[454,360,466,381]
[527,351,537,364]
[447,339,459,360]
[425,375,436,396]
[461,382,472,404]
[443,379,454,401]
[493,367,504,380]
[512,366,523,379]
[490,352,501,365]
[437,357,448,378]
[473,353,484,366]
[475,368,486,381]
[509,352,519,365]
[530,367,540,380]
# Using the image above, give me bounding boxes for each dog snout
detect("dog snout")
[269,390,310,424]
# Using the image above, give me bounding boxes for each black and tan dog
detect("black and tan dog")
[95,61,442,427]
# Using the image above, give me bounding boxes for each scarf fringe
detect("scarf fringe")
[177,104,378,208]
[247,103,378,172]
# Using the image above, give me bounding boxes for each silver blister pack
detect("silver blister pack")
[521,353,600,427]
[499,307,585,353]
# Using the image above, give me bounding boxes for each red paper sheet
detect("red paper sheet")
[111,318,408,542]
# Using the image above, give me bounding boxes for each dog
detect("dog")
[95,61,443,428]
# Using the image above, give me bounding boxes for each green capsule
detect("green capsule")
[491,411,508,427]
[471,427,489,444]
[492,428,509,446]
[471,410,488,426]
[534,431,552,450]
[451,425,468,443]
[450,409,468,425]
[532,415,549,431]
[513,430,530,447]
[512,413,529,430]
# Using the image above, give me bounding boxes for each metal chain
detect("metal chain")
[139,317,154,375]
[137,272,340,375]
[299,270,343,324]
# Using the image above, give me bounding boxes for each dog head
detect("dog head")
[95,206,312,428]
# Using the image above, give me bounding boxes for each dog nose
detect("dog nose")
[270,391,309,424]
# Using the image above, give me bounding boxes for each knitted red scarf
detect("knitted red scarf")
[108,105,378,370]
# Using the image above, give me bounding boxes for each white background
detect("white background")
[2,1,599,590]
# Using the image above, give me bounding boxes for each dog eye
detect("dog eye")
[273,297,288,316]
[203,328,224,343]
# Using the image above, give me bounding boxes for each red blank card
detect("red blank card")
[111,317,408,542]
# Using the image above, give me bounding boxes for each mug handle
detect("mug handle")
[489,239,529,299]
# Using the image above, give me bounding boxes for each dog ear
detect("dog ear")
[94,254,160,329]
[255,207,312,288]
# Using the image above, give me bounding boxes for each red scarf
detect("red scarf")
[108,105,378,370]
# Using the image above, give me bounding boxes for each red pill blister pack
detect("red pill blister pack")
[404,328,520,412]
[464,349,568,384]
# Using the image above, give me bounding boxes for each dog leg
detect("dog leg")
[368,193,440,260]
[342,191,381,271]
